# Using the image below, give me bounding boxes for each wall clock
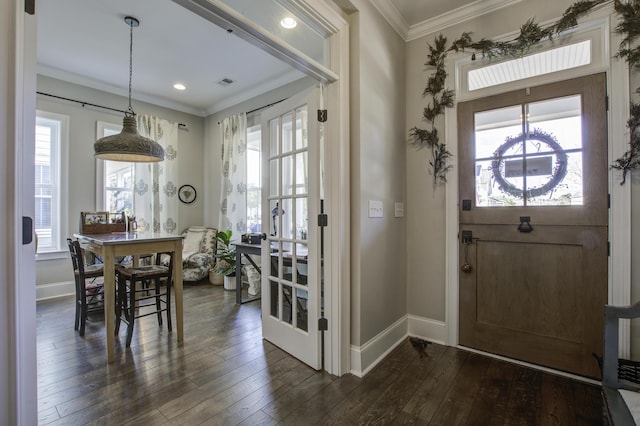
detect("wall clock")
[178,184,197,204]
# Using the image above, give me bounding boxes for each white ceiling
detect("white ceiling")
[37,0,512,117]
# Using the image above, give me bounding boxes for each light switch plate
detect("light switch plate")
[368,200,383,218]
[394,202,404,218]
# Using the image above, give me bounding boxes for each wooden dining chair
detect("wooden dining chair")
[115,252,174,347]
[67,238,105,336]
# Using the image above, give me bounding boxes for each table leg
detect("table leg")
[102,247,116,363]
[174,240,184,343]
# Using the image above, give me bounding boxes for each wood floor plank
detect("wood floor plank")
[427,352,492,425]
[400,346,470,423]
[36,283,604,425]
[464,358,516,426]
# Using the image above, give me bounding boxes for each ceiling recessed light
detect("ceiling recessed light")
[173,83,187,91]
[280,17,297,29]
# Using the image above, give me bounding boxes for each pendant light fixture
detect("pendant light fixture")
[94,16,164,162]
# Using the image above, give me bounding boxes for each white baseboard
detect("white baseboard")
[350,316,408,377]
[349,314,450,377]
[407,314,447,346]
[36,281,74,301]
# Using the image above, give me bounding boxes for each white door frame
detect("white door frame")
[7,0,38,424]
[444,5,632,357]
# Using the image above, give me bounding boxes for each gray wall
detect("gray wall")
[350,0,407,346]
[36,75,205,289]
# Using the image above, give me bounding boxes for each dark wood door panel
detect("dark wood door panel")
[459,224,607,378]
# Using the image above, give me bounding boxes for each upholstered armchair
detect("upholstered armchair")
[180,226,218,283]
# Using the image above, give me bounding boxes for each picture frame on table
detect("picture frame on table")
[82,211,108,225]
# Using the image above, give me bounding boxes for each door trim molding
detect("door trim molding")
[445,4,631,356]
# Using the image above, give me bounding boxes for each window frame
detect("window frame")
[35,110,69,259]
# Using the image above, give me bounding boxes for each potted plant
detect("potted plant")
[214,230,236,290]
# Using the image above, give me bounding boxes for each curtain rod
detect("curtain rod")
[36,91,188,129]
[246,98,287,115]
[218,98,288,125]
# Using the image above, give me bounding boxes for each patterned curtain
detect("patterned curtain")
[134,114,179,234]
[218,113,247,236]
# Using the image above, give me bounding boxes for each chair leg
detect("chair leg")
[126,275,136,347]
[154,278,163,327]
[115,275,123,334]
[78,296,86,337]
[166,279,172,332]
[74,301,80,332]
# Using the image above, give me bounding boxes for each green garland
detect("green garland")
[408,35,454,184]
[611,0,640,184]
[410,0,640,185]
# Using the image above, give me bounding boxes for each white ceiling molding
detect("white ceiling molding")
[36,64,208,117]
[406,0,523,41]
[370,0,409,41]
[371,0,523,42]
[206,68,305,115]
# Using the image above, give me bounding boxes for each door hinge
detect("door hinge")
[608,241,610,256]
[25,0,35,14]
[317,109,327,123]
[608,193,611,208]
[318,213,328,227]
[318,317,328,331]
[606,95,609,111]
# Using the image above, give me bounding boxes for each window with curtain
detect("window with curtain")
[35,111,68,254]
[247,123,262,233]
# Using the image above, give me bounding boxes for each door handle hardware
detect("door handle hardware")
[517,216,533,233]
[461,230,473,273]
[461,230,473,244]
[22,216,33,245]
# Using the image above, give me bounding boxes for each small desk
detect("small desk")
[74,232,184,362]
[234,242,262,304]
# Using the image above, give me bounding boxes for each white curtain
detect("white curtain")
[218,113,247,236]
[134,114,179,234]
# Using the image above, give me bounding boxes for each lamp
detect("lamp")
[94,16,164,162]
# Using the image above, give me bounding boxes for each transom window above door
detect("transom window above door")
[474,95,583,207]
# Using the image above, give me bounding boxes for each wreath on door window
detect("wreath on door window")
[491,129,568,199]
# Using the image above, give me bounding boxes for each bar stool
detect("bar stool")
[115,252,173,347]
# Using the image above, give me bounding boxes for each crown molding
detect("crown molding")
[370,0,409,41]
[372,0,523,42]
[205,68,305,115]
[406,0,523,41]
[37,64,208,117]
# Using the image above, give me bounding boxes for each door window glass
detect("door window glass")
[474,95,583,207]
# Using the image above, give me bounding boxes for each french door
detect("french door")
[457,73,608,378]
[261,88,322,370]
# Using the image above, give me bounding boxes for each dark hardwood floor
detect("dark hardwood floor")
[37,282,603,425]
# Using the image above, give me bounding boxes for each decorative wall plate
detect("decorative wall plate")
[178,184,197,204]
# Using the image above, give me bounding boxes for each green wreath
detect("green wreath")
[491,129,569,199]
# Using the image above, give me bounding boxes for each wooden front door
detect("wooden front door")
[457,73,608,378]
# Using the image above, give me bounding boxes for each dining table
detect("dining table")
[73,231,184,362]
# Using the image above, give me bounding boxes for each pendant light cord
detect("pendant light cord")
[127,18,135,117]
